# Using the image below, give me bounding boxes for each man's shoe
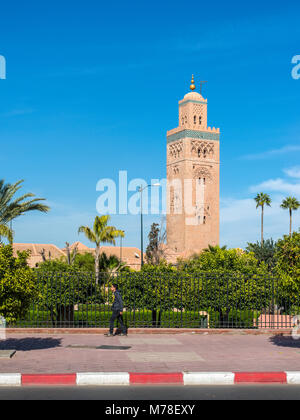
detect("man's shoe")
[119,333,127,336]
[104,333,114,337]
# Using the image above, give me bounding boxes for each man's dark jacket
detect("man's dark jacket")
[112,290,123,312]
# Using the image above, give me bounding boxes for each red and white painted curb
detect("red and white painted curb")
[1,372,300,386]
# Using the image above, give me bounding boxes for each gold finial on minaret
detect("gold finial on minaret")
[190,74,196,91]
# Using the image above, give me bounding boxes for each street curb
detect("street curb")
[1,372,300,386]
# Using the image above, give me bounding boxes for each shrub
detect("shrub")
[246,239,277,270]
[0,245,37,324]
[34,268,104,326]
[273,232,300,312]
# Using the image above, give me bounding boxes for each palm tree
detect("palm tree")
[280,196,300,236]
[98,253,128,276]
[0,179,50,243]
[203,244,227,253]
[0,224,13,243]
[246,239,276,270]
[254,193,272,246]
[78,215,125,283]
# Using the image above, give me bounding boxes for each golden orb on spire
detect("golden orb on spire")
[190,74,196,91]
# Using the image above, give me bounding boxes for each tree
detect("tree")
[0,244,37,324]
[274,231,300,313]
[0,179,50,243]
[65,242,78,265]
[254,192,272,245]
[246,239,277,271]
[73,252,95,272]
[35,259,102,326]
[146,223,159,265]
[118,263,177,326]
[178,246,268,277]
[280,196,300,237]
[202,244,227,253]
[0,225,13,243]
[275,231,300,282]
[177,246,271,325]
[145,219,167,265]
[98,252,128,275]
[78,215,125,283]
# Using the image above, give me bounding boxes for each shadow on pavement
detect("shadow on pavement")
[0,337,62,351]
[269,335,300,348]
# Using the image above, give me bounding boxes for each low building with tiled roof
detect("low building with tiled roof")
[13,243,66,268]
[13,242,143,270]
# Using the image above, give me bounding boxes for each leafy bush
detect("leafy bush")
[34,263,104,326]
[0,245,37,324]
[177,246,269,277]
[246,239,277,270]
[273,232,300,312]
[275,232,300,281]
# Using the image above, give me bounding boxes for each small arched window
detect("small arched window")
[199,116,202,125]
[198,177,206,186]
[198,148,201,157]
[194,115,197,124]
[203,148,207,158]
[203,216,206,224]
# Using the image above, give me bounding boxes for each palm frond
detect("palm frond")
[78,226,97,245]
[0,179,50,224]
[281,196,300,210]
[0,223,13,243]
[79,216,125,248]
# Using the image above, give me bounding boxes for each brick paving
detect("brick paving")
[0,333,300,373]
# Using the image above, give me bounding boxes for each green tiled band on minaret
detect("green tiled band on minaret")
[179,100,207,106]
[167,129,220,144]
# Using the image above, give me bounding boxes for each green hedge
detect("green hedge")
[14,308,260,329]
[15,309,154,328]
[160,311,208,328]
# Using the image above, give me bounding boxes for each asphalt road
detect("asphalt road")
[0,385,300,400]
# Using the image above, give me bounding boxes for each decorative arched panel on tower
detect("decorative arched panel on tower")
[192,165,213,183]
[192,104,207,128]
[195,204,211,225]
[168,141,183,160]
[191,140,214,159]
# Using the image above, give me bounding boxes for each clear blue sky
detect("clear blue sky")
[0,0,300,249]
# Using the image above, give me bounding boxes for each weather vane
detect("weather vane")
[199,80,208,95]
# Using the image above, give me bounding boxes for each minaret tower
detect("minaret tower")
[166,76,220,255]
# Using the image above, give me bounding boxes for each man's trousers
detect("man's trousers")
[109,310,126,334]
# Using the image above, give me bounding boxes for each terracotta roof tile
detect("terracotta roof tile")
[12,243,143,270]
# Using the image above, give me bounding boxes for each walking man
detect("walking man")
[105,283,127,337]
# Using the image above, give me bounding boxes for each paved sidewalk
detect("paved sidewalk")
[1,333,300,374]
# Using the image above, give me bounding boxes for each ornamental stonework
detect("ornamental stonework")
[168,141,183,160]
[172,165,179,175]
[192,165,213,182]
[170,190,182,214]
[191,140,214,158]
[195,205,211,225]
[192,103,205,115]
[167,164,180,178]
